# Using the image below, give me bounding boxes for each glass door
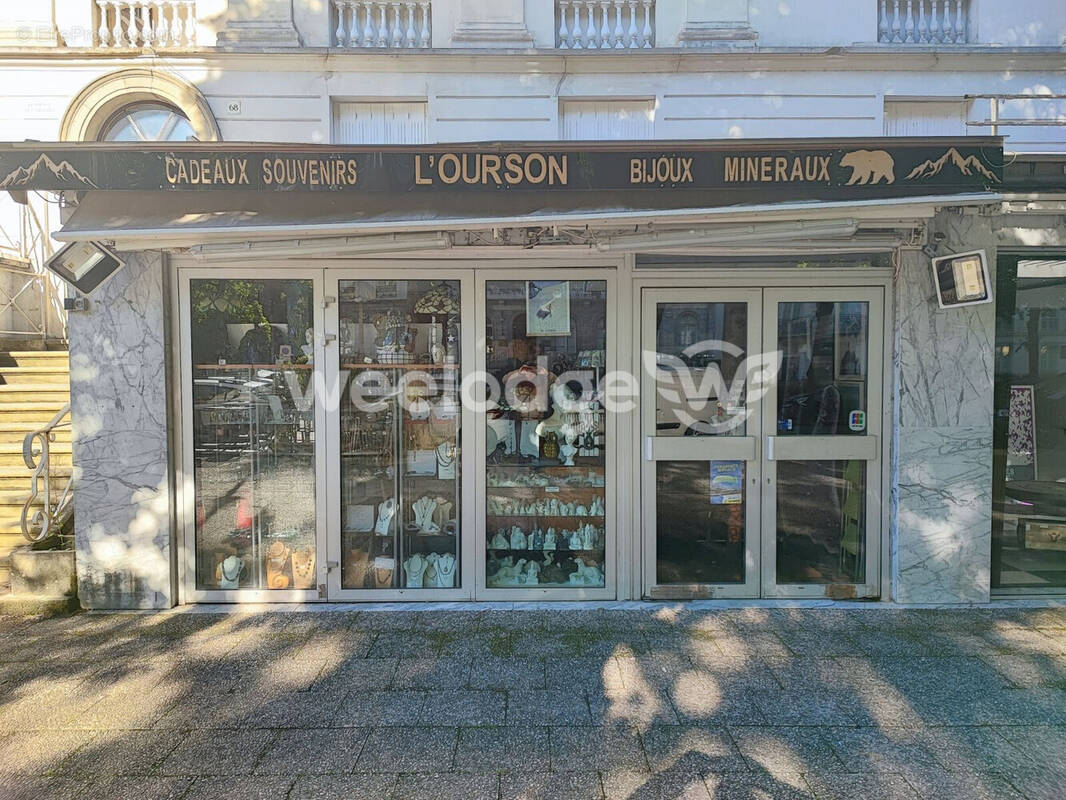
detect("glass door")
[180,270,327,602]
[641,289,764,598]
[324,270,475,600]
[475,272,615,599]
[761,288,884,598]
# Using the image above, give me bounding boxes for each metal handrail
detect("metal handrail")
[21,403,73,543]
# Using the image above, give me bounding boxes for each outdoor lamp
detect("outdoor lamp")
[931,249,992,309]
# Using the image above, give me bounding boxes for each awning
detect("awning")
[56,189,1003,250]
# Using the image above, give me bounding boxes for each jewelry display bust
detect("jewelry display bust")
[218,555,244,589]
[412,496,440,533]
[403,553,428,588]
[434,553,456,587]
[375,498,397,535]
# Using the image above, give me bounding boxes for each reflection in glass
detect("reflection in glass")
[776,302,868,436]
[656,460,746,584]
[777,459,866,584]
[190,279,316,591]
[338,280,461,590]
[485,280,607,589]
[655,302,748,437]
[993,258,1066,589]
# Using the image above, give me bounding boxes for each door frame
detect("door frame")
[473,267,619,601]
[176,266,328,603]
[759,286,885,599]
[631,270,894,601]
[640,287,764,599]
[322,266,478,601]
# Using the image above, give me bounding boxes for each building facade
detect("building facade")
[0,0,1064,608]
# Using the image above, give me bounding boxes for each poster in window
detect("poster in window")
[1007,385,1036,481]
[526,281,571,337]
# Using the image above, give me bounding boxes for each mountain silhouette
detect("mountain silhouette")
[905,147,1000,183]
[0,154,98,189]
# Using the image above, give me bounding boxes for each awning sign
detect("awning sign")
[0,140,1002,201]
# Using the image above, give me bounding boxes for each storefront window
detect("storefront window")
[338,280,461,590]
[190,279,316,591]
[993,257,1066,590]
[485,280,608,589]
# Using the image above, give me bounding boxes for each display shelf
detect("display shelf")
[195,363,314,370]
[487,547,604,553]
[342,363,460,370]
[488,520,605,526]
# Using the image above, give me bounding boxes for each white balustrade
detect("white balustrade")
[93,1,196,48]
[332,1,431,48]
[878,0,969,44]
[557,0,653,49]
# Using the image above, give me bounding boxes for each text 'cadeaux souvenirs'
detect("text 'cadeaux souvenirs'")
[164,156,359,187]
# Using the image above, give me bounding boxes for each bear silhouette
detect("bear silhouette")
[840,149,895,185]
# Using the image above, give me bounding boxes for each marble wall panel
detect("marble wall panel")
[894,210,997,603]
[68,251,174,609]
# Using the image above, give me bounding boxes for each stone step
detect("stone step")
[0,351,69,368]
[0,441,71,467]
[0,403,69,424]
[0,466,71,490]
[0,368,70,385]
[0,385,69,403]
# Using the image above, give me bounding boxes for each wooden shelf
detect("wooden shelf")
[342,363,459,370]
[196,363,312,370]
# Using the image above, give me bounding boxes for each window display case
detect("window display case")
[188,278,318,592]
[337,279,462,590]
[483,279,609,590]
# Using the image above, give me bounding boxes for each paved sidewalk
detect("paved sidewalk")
[0,607,1064,799]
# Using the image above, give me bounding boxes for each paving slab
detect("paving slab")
[506,689,592,725]
[729,725,847,775]
[392,771,500,800]
[182,775,296,799]
[500,771,604,800]
[550,725,647,771]
[639,725,748,774]
[158,728,276,776]
[355,726,459,773]
[252,728,368,775]
[420,690,506,726]
[334,690,425,727]
[454,725,550,773]
[289,773,399,799]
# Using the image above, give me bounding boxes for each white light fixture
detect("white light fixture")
[595,219,860,252]
[932,249,992,309]
[46,241,125,295]
[190,232,452,261]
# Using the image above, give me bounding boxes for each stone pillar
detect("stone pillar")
[217,0,302,46]
[69,251,175,610]
[450,0,534,46]
[894,209,997,604]
[674,0,756,47]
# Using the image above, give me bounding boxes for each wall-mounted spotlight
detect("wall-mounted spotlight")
[932,249,992,309]
[46,241,125,295]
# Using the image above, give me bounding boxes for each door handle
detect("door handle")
[765,436,775,461]
[644,436,653,461]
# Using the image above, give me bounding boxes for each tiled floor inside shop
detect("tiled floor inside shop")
[0,605,1064,799]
